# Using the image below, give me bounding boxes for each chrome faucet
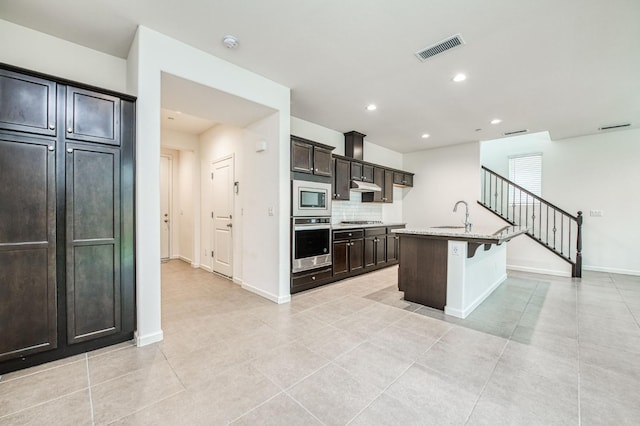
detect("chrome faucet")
[453,200,472,232]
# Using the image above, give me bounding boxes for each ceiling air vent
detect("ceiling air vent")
[503,129,529,136]
[415,34,465,62]
[599,123,631,131]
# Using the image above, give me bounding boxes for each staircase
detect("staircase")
[479,166,583,277]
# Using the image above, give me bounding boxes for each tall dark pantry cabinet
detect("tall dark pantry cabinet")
[0,65,135,374]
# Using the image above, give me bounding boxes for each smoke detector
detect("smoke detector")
[222,35,239,49]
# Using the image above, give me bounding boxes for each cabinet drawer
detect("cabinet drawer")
[292,267,332,289]
[364,227,386,237]
[387,225,406,233]
[333,229,364,240]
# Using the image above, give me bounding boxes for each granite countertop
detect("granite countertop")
[331,222,406,230]
[393,225,528,244]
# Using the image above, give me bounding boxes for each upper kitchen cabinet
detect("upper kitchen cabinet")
[65,87,121,146]
[393,171,414,187]
[291,136,334,177]
[351,161,374,182]
[0,69,57,137]
[362,167,393,203]
[333,157,351,200]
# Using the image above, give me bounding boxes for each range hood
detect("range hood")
[344,131,382,192]
[351,180,381,192]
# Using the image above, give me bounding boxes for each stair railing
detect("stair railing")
[480,166,582,277]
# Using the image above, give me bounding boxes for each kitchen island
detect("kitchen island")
[394,225,527,318]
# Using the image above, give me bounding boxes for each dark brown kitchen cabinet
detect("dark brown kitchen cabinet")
[0,135,57,362]
[0,64,135,374]
[291,140,312,173]
[393,172,414,187]
[66,144,121,343]
[386,226,405,263]
[364,227,386,269]
[333,230,364,276]
[65,87,120,146]
[291,136,333,177]
[362,167,394,203]
[0,69,57,137]
[351,161,374,182]
[333,158,351,200]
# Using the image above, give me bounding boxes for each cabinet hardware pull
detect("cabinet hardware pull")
[48,146,54,151]
[311,276,316,280]
[66,148,73,153]
[67,127,73,133]
[49,124,55,130]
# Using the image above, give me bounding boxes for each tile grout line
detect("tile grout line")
[345,325,454,425]
[463,279,540,425]
[85,353,95,426]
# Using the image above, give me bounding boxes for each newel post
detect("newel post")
[573,211,583,278]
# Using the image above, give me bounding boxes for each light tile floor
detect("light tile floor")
[1,260,639,425]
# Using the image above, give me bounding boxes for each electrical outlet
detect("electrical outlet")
[589,210,604,217]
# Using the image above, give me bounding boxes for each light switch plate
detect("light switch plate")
[589,210,604,217]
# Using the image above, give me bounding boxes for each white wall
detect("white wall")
[243,114,287,300]
[482,129,640,275]
[0,19,128,94]
[128,26,291,345]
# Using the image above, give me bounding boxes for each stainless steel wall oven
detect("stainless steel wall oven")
[292,217,331,273]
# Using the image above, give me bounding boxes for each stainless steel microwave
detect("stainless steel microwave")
[292,180,332,217]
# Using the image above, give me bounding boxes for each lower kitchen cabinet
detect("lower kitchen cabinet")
[364,227,387,269]
[0,65,135,374]
[333,230,364,276]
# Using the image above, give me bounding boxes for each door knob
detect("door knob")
[226,223,233,228]
[164,220,169,223]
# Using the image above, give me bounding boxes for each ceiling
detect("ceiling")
[2,0,638,152]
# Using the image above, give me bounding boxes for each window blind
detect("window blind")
[509,153,542,197]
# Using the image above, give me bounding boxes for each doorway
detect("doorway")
[210,156,234,277]
[160,155,172,260]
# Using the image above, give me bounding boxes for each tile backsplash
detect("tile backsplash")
[331,192,382,224]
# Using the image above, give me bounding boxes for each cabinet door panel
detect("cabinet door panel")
[364,237,375,268]
[350,239,364,271]
[0,70,56,136]
[67,144,121,343]
[66,87,120,146]
[375,238,386,265]
[334,158,351,200]
[0,137,56,361]
[384,169,394,203]
[313,147,332,176]
[332,241,349,276]
[351,162,363,181]
[291,141,313,173]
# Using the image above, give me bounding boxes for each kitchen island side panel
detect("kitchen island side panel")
[398,236,448,309]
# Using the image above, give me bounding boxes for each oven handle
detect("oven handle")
[294,225,332,231]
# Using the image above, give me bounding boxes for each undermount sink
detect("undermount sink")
[431,225,465,229]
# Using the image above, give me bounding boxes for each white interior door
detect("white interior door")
[211,157,233,276]
[160,155,171,259]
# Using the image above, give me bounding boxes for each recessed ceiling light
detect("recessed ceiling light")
[421,133,430,139]
[366,104,377,111]
[490,119,502,124]
[452,73,467,82]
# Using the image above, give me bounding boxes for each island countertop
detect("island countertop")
[393,225,528,245]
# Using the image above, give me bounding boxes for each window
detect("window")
[509,153,542,199]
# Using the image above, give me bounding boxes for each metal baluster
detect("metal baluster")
[500,178,504,216]
[553,211,557,249]
[560,214,565,255]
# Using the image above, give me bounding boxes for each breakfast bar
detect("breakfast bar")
[395,225,528,319]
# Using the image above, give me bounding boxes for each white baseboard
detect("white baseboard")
[241,282,291,304]
[507,264,571,277]
[135,330,163,347]
[177,255,192,264]
[170,255,180,260]
[583,265,640,276]
[191,262,199,269]
[233,277,243,286]
[200,264,213,273]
